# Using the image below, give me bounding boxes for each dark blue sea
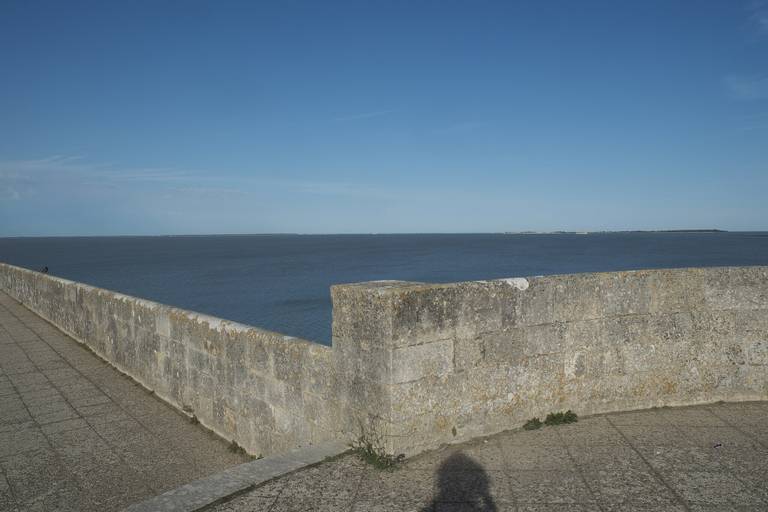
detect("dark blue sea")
[1,233,767,345]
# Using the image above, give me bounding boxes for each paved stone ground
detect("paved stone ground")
[0,292,250,512]
[213,402,768,512]
[2,290,767,512]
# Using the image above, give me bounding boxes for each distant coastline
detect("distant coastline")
[504,229,728,235]
[1,229,738,239]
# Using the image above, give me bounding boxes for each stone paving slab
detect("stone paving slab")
[211,402,768,512]
[0,292,251,511]
[124,440,349,512]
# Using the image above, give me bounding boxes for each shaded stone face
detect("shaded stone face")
[1,262,767,459]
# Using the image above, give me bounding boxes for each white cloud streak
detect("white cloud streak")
[0,156,401,202]
[749,0,768,34]
[724,74,768,100]
[332,110,396,122]
[432,121,489,135]
[0,155,197,187]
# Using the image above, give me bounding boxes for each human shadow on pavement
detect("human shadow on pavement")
[422,452,498,511]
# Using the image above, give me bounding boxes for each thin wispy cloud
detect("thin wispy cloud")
[0,156,209,189]
[432,121,489,135]
[289,180,385,197]
[0,156,403,204]
[748,0,768,35]
[1,186,20,200]
[170,186,251,199]
[735,109,768,131]
[724,74,768,100]
[0,156,217,207]
[0,155,193,182]
[332,110,396,122]
[740,110,768,119]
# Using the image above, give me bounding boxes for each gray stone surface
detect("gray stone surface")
[0,262,343,459]
[2,262,767,460]
[123,440,348,512]
[332,267,768,456]
[0,292,250,511]
[211,402,768,512]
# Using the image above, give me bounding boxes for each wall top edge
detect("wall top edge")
[0,262,329,351]
[331,265,768,295]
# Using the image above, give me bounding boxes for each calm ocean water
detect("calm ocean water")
[1,232,767,345]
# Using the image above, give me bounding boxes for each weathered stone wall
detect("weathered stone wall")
[3,262,767,458]
[331,267,768,456]
[0,262,349,457]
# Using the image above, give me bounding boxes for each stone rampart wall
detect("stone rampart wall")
[3,262,766,458]
[333,267,768,455]
[0,263,350,457]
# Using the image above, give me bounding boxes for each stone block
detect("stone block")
[704,266,768,311]
[553,273,604,322]
[514,276,556,326]
[187,347,214,375]
[132,301,156,334]
[154,311,171,338]
[299,345,335,394]
[649,268,706,313]
[747,339,768,365]
[331,281,400,346]
[331,336,391,384]
[453,335,484,371]
[564,350,587,379]
[242,331,272,374]
[391,339,453,384]
[455,282,503,337]
[271,340,307,385]
[391,285,460,346]
[484,323,564,365]
[649,312,695,344]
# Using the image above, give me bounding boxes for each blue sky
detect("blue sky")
[1,1,767,236]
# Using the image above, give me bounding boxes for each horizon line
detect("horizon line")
[2,229,761,239]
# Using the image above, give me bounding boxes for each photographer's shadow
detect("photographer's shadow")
[423,452,498,511]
